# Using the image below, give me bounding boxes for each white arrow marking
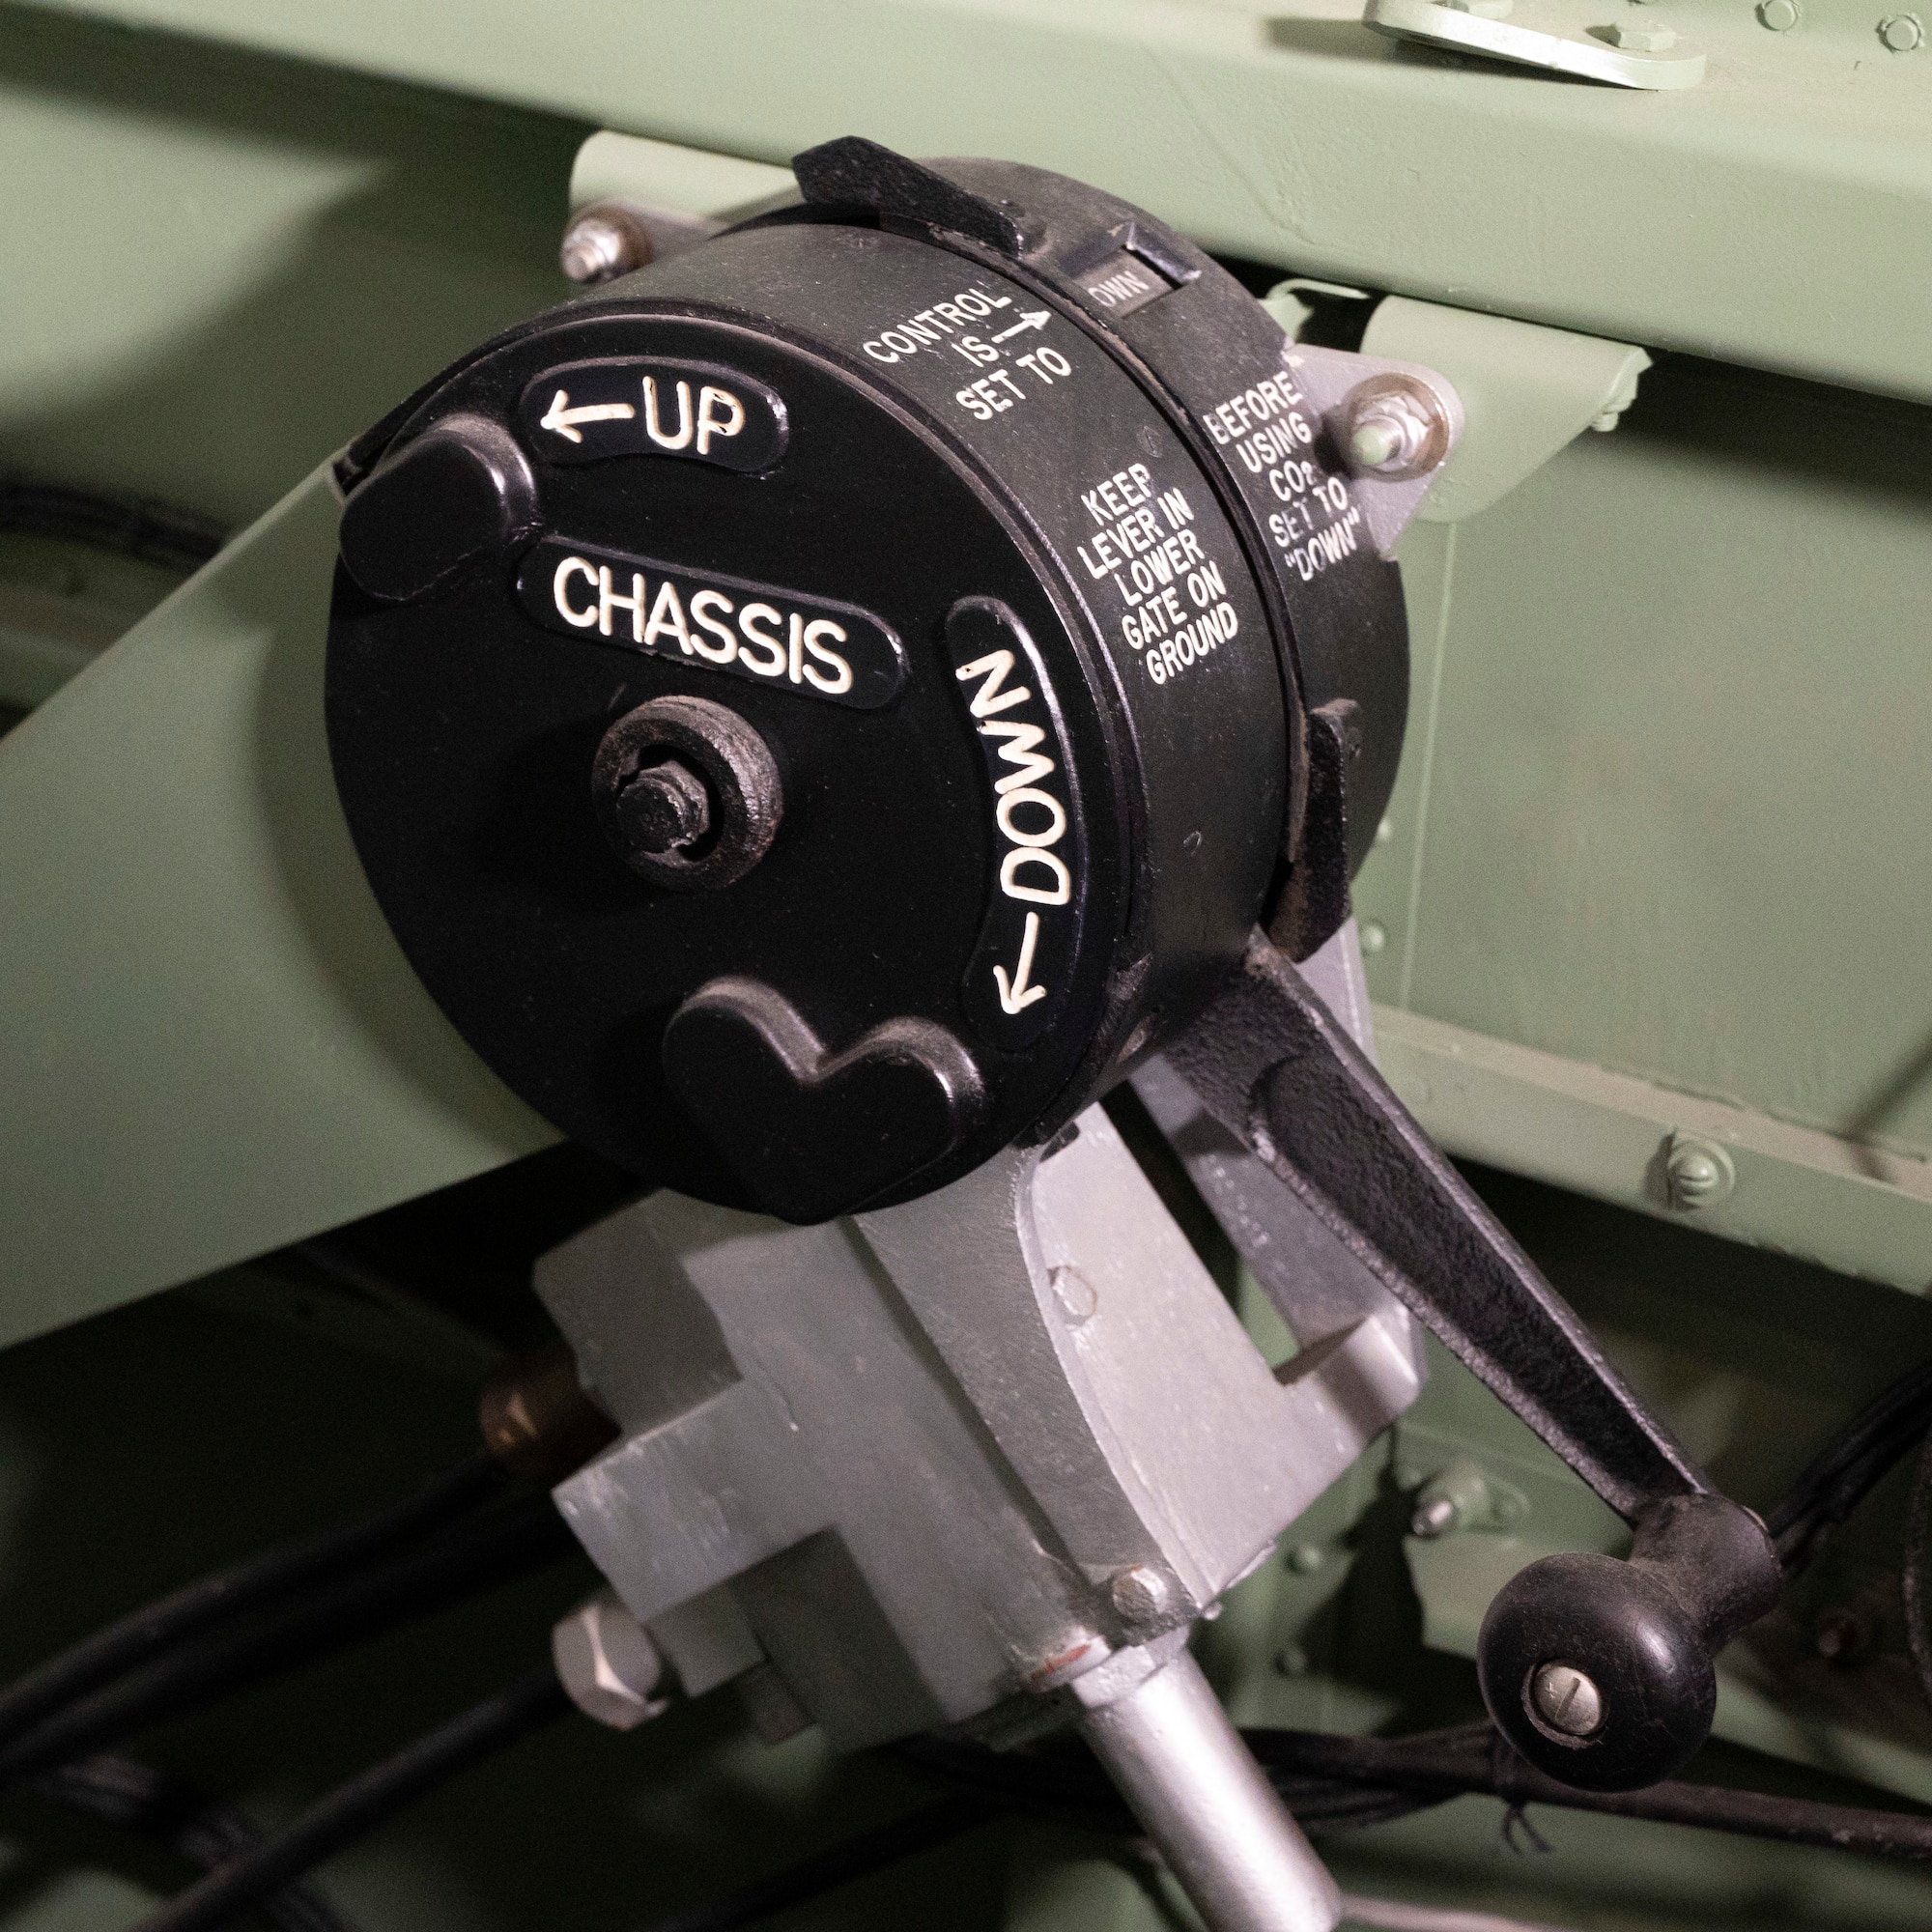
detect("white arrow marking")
[991,310,1050,343]
[993,910,1049,1015]
[539,388,637,443]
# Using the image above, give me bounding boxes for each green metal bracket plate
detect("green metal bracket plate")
[0,470,556,1347]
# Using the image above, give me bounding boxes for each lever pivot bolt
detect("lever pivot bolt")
[1410,1494,1460,1539]
[1529,1661,1605,1738]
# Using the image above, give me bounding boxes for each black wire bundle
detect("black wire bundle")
[34,1754,349,1932]
[0,1453,582,1932]
[0,1491,573,1788]
[902,1721,1932,1861]
[1763,1358,1932,1574]
[0,476,227,573]
[125,1667,570,1932]
[0,1454,506,1762]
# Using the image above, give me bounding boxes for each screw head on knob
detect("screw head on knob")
[1477,1548,1716,1790]
[1529,1661,1605,1738]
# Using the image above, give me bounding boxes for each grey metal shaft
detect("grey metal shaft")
[1076,1646,1341,1932]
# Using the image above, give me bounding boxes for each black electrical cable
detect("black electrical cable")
[33,1755,353,1932]
[126,1665,570,1932]
[893,1733,1439,1838]
[0,1454,507,1756]
[637,1796,1002,1932]
[904,1722,1932,1862]
[1764,1357,1932,1573]
[0,476,227,572]
[641,1747,1433,1932]
[1899,1431,1932,1713]
[0,1492,577,1785]
[1244,1724,1932,1860]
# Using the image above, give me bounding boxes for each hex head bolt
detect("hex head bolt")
[614,758,713,857]
[552,1590,670,1730]
[591,695,782,892]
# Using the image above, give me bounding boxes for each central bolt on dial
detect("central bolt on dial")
[590,695,782,893]
[617,759,713,855]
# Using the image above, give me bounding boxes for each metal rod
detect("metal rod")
[1075,1642,1340,1932]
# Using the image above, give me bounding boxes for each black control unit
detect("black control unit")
[326,139,1407,1222]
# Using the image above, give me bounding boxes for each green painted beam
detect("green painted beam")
[1378,1005,1932,1294]
[12,0,1932,405]
[0,7,582,527]
[0,469,556,1347]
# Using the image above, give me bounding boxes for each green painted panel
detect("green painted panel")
[11,0,1932,405]
[1357,356,1932,1170]
[0,6,584,526]
[0,469,556,1347]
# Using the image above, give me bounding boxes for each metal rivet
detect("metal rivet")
[1664,1132,1735,1211]
[1111,1565,1173,1622]
[1814,1605,1872,1664]
[1879,10,1922,44]
[1409,1495,1459,1539]
[1757,0,1800,26]
[1529,1662,1605,1738]
[1607,18,1679,46]
[1273,1643,1311,1677]
[1049,1264,1098,1326]
[1359,920,1388,956]
[1375,817,1396,846]
[1286,1544,1326,1575]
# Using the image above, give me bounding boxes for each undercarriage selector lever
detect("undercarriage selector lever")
[324,134,1779,1926]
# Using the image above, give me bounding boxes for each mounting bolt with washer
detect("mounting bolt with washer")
[592,695,782,892]
[559,200,656,284]
[1339,375,1454,481]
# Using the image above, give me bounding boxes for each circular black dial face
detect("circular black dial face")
[327,214,1306,1223]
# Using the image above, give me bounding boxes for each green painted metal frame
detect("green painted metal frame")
[14,0,1932,407]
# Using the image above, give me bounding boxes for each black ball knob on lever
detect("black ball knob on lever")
[1477,1492,1780,1790]
[1168,933,1786,1794]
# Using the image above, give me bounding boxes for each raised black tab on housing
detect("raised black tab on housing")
[519,358,788,471]
[517,536,905,710]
